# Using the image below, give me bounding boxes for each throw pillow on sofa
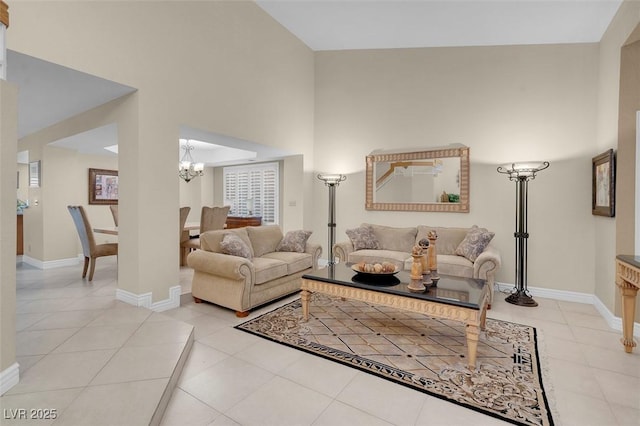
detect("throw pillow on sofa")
[346,226,379,250]
[220,233,253,260]
[277,230,312,253]
[455,225,494,262]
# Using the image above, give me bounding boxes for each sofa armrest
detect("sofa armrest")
[305,243,322,269]
[187,249,254,281]
[473,244,502,285]
[333,240,354,263]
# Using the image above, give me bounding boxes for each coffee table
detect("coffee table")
[301,263,489,369]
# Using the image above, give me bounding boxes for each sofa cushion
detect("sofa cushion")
[247,225,284,257]
[252,257,289,285]
[346,226,379,250]
[262,252,313,275]
[455,225,495,262]
[220,233,253,260]
[277,230,312,253]
[348,249,410,270]
[416,226,468,255]
[201,228,254,258]
[366,224,417,253]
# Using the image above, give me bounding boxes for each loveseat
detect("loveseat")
[334,223,501,306]
[187,225,321,317]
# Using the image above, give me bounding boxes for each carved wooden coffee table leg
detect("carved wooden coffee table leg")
[466,323,480,369]
[301,289,311,321]
[480,296,488,331]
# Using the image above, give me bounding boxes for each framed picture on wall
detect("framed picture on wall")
[592,149,615,217]
[89,168,119,205]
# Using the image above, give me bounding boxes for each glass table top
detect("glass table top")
[302,262,487,310]
[617,255,640,269]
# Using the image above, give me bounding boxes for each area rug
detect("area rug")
[235,294,555,426]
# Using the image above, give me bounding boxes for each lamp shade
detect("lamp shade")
[317,174,346,186]
[497,161,549,180]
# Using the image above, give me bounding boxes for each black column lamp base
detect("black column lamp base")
[497,161,549,309]
[505,290,538,307]
[317,173,347,266]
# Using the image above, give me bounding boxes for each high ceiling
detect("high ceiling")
[10,1,622,164]
[256,0,622,51]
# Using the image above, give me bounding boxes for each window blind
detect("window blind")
[223,162,279,225]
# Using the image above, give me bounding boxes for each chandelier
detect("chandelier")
[179,139,204,183]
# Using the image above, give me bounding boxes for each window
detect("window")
[223,162,279,225]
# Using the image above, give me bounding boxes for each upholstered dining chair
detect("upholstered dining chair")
[67,205,118,281]
[179,206,191,266]
[180,205,230,255]
[109,205,118,226]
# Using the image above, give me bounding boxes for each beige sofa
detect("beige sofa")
[187,225,321,317]
[334,223,501,306]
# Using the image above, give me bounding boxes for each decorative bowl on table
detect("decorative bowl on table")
[351,262,400,286]
[351,262,399,276]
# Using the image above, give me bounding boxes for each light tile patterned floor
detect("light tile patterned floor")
[2,259,640,425]
[2,259,193,426]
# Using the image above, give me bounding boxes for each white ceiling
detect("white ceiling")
[9,1,622,165]
[256,0,622,51]
[8,51,136,140]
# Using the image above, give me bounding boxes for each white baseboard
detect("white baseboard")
[495,282,640,338]
[0,362,19,396]
[22,255,80,270]
[116,286,181,312]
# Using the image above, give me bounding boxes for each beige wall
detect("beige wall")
[314,44,600,293]
[282,155,306,232]
[6,0,638,318]
[10,1,315,303]
[597,1,640,320]
[44,147,118,260]
[19,96,127,262]
[17,163,28,202]
[1,81,18,374]
[179,168,215,230]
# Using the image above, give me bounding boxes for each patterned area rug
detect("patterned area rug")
[236,294,554,426]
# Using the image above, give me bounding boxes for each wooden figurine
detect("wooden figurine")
[418,238,432,287]
[427,230,440,283]
[408,245,426,293]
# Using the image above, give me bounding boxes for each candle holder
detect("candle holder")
[427,231,440,285]
[408,246,426,293]
[418,238,433,288]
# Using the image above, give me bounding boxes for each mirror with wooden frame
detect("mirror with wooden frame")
[365,145,469,212]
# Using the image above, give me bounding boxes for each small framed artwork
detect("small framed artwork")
[592,149,615,217]
[89,168,118,205]
[29,161,41,188]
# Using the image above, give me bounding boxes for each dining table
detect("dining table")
[94,222,200,235]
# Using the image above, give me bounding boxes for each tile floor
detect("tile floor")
[2,259,640,426]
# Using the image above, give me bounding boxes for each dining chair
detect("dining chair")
[109,205,118,226]
[179,206,191,266]
[67,205,118,281]
[181,205,230,254]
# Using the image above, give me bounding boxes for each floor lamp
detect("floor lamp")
[317,174,346,265]
[497,161,549,307]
